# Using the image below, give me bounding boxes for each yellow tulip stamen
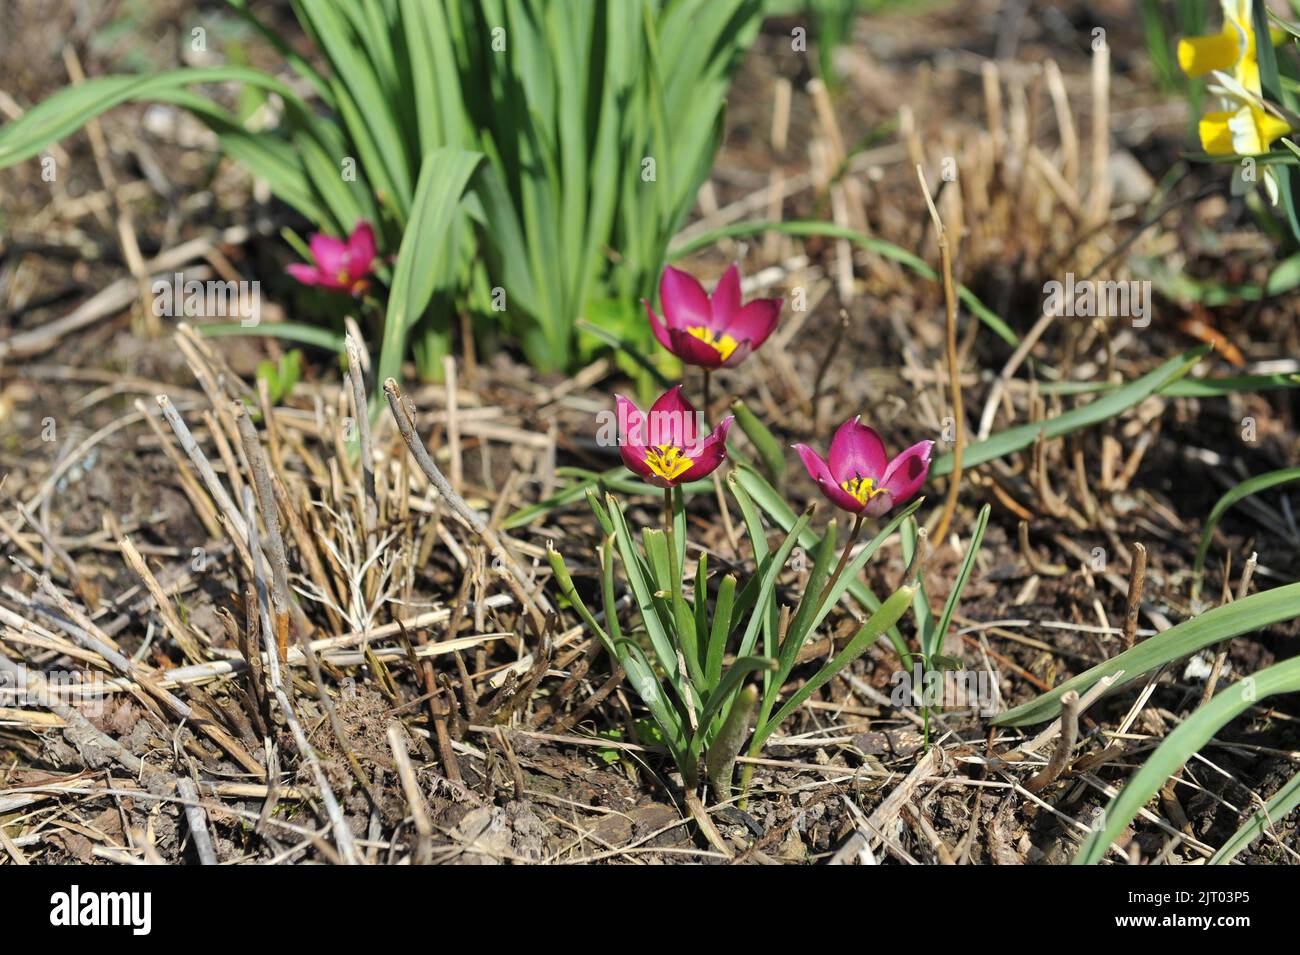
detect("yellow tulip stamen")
[840,475,886,506]
[645,445,693,482]
[686,325,740,362]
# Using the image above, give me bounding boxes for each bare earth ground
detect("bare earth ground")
[1,0,1298,864]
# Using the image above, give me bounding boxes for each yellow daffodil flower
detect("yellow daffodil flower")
[1199,105,1291,156]
[1180,3,1295,206]
[1179,1,1259,90]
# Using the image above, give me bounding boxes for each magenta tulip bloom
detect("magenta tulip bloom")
[287,221,376,296]
[795,418,933,517]
[616,386,734,487]
[644,264,782,369]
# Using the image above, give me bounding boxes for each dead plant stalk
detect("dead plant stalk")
[916,165,964,546]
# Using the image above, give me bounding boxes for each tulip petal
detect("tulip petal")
[660,265,711,331]
[286,263,323,286]
[795,443,864,513]
[828,417,887,486]
[347,221,376,275]
[680,416,734,481]
[721,297,782,350]
[615,394,653,480]
[720,339,754,369]
[880,439,934,505]
[620,444,658,482]
[309,234,348,276]
[666,327,727,369]
[794,443,831,484]
[863,490,895,518]
[710,264,742,331]
[643,300,675,352]
[648,384,700,449]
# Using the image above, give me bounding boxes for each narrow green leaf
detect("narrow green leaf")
[197,323,344,351]
[779,517,838,672]
[1076,657,1300,864]
[691,658,776,757]
[670,219,1019,347]
[932,346,1210,477]
[733,505,813,661]
[605,493,681,682]
[1210,766,1300,864]
[503,466,711,530]
[599,536,624,647]
[730,397,786,490]
[900,517,935,656]
[724,471,776,648]
[733,462,918,669]
[546,542,611,656]
[996,581,1300,726]
[782,500,922,671]
[693,552,710,668]
[755,585,917,748]
[379,147,481,392]
[643,526,702,689]
[930,504,991,661]
[0,67,304,168]
[585,488,614,537]
[1254,0,1300,243]
[553,535,685,762]
[705,684,759,798]
[705,574,738,691]
[1192,466,1300,592]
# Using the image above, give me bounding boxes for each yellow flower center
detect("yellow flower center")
[686,325,739,361]
[840,475,885,505]
[336,269,351,285]
[645,445,693,482]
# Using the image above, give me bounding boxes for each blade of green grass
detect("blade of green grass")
[930,503,991,661]
[1192,466,1300,593]
[1075,656,1300,864]
[1209,766,1300,864]
[931,345,1210,477]
[197,322,344,351]
[996,581,1300,726]
[1036,373,1300,398]
[669,219,1019,348]
[0,67,305,167]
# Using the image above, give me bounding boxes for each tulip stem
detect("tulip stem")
[818,513,864,610]
[663,485,681,586]
[702,369,713,425]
